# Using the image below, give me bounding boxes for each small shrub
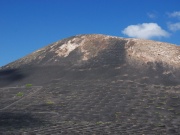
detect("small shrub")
[46,100,55,105]
[115,112,121,119]
[16,92,24,97]
[96,121,104,125]
[26,84,32,88]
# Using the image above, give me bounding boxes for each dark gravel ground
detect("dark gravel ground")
[0,79,180,135]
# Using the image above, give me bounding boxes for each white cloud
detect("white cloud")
[168,22,180,31]
[122,23,169,39]
[168,11,180,18]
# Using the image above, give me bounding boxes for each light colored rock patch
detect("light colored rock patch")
[50,41,59,51]
[163,70,172,75]
[55,41,79,57]
[104,35,121,39]
[55,38,86,57]
[125,39,180,68]
[178,55,180,59]
[33,48,44,54]
[80,47,90,61]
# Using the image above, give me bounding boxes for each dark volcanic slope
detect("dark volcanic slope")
[1,34,180,87]
[0,34,180,134]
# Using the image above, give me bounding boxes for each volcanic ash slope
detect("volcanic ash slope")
[0,34,180,86]
[1,34,180,134]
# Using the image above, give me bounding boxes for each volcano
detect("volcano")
[0,34,180,134]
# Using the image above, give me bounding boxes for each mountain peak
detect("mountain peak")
[1,34,180,86]
[3,34,179,69]
[2,34,124,68]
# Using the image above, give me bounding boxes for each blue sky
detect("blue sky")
[0,0,180,67]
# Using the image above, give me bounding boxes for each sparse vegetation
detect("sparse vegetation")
[156,106,163,109]
[144,106,150,109]
[171,96,179,99]
[26,84,33,88]
[168,108,174,111]
[115,112,121,119]
[157,124,166,127]
[16,92,24,97]
[159,96,167,100]
[158,102,166,105]
[46,100,55,105]
[96,121,104,125]
[175,112,180,115]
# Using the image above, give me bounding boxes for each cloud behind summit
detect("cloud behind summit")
[122,23,169,39]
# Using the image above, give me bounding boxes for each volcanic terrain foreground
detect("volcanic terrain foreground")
[0,34,180,134]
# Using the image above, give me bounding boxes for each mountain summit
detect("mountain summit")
[1,34,180,86]
[2,34,180,68]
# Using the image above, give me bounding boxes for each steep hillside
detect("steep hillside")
[0,34,179,87]
[0,34,180,134]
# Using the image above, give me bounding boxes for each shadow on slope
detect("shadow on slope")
[0,69,27,87]
[0,112,46,131]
